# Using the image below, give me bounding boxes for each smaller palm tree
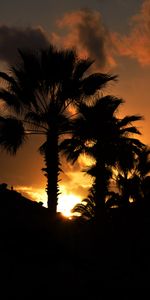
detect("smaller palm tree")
[114,146,150,206]
[61,95,144,219]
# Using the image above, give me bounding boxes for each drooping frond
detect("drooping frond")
[73,58,94,79]
[24,111,48,131]
[120,126,141,135]
[118,115,143,128]
[72,185,96,220]
[0,72,17,85]
[114,138,141,173]
[85,164,112,181]
[137,146,150,178]
[97,95,123,112]
[0,116,26,154]
[72,197,96,220]
[82,73,117,96]
[0,88,22,113]
[126,137,145,151]
[59,138,85,164]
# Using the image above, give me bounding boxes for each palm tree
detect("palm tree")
[139,147,150,200]
[115,146,150,206]
[60,95,144,219]
[0,44,116,216]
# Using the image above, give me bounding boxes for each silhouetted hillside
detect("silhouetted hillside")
[1,185,150,297]
[0,185,51,232]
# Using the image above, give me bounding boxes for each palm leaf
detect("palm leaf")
[0,72,17,86]
[59,138,85,163]
[73,58,94,79]
[137,147,150,177]
[0,89,22,113]
[118,115,143,127]
[25,111,48,129]
[120,126,141,135]
[82,73,117,95]
[0,116,26,154]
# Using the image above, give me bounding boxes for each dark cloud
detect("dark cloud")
[0,25,49,65]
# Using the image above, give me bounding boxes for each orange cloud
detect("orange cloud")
[51,9,116,71]
[51,2,150,68]
[113,0,150,66]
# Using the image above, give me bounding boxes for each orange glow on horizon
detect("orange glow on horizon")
[57,193,81,217]
[15,184,82,218]
[57,185,82,217]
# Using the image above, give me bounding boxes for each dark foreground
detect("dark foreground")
[1,189,150,298]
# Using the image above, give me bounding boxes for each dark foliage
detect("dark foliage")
[1,187,150,298]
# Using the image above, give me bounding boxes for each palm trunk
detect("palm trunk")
[43,131,60,216]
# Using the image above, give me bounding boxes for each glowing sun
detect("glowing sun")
[57,192,81,217]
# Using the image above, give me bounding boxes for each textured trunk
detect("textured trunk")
[44,130,60,216]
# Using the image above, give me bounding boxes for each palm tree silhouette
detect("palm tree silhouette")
[0,45,116,216]
[61,95,144,219]
[115,146,150,206]
[139,147,150,199]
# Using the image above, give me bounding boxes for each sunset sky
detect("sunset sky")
[0,0,150,214]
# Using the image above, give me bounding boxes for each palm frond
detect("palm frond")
[0,116,26,154]
[59,138,85,163]
[120,126,141,135]
[127,137,145,150]
[0,72,17,86]
[72,198,96,220]
[82,73,117,96]
[73,58,94,79]
[137,147,150,177]
[101,95,123,114]
[118,115,143,127]
[25,111,48,130]
[0,89,21,113]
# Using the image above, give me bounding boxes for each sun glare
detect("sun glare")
[57,192,81,217]
[15,185,81,218]
[57,184,81,217]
